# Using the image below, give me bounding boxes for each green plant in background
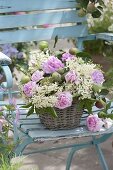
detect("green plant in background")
[0,155,24,170]
[82,1,113,91]
[0,98,20,166]
[85,1,113,55]
[89,8,113,33]
[0,42,36,81]
[77,0,105,18]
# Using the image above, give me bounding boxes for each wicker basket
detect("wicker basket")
[39,103,83,130]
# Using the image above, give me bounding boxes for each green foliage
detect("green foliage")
[0,103,19,165]
[35,107,57,118]
[90,6,113,33]
[98,100,113,119]
[77,0,104,18]
[104,68,113,89]
[76,51,92,61]
[83,4,113,90]
[0,155,24,170]
[78,98,96,113]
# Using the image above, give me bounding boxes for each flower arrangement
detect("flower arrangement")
[18,41,112,130]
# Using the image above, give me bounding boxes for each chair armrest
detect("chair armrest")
[0,52,13,88]
[0,52,11,65]
[96,33,113,41]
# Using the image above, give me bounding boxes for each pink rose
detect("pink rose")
[55,92,72,109]
[91,70,105,84]
[62,52,75,61]
[23,81,36,97]
[65,70,79,84]
[31,70,44,82]
[42,56,64,74]
[86,114,104,132]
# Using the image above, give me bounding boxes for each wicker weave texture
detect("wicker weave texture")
[39,104,83,130]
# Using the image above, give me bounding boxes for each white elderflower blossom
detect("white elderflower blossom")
[29,50,50,72]
[66,58,84,71]
[79,63,96,78]
[32,95,57,108]
[31,83,63,108]
[77,78,93,99]
[35,83,59,95]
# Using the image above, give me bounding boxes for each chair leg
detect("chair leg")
[66,141,93,170]
[14,137,33,156]
[95,144,109,170]
[66,148,76,170]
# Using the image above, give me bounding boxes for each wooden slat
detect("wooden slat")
[21,124,45,132]
[19,114,38,119]
[0,11,86,29]
[28,128,86,139]
[0,25,88,44]
[19,119,40,125]
[96,33,113,41]
[28,126,113,140]
[0,0,77,13]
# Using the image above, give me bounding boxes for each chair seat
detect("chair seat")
[17,104,113,142]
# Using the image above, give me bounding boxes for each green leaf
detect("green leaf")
[76,52,91,62]
[35,107,43,115]
[35,107,57,118]
[78,0,89,9]
[105,102,112,113]
[21,103,32,108]
[92,84,102,92]
[82,99,95,113]
[99,89,109,95]
[77,100,84,110]
[0,112,3,116]
[27,105,34,116]
[92,9,101,18]
[47,107,57,118]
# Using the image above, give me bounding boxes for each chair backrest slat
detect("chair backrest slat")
[0,0,77,13]
[0,25,88,44]
[0,0,88,44]
[0,11,86,29]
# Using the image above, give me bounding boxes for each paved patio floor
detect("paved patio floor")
[15,136,113,170]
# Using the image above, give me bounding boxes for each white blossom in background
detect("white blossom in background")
[103,118,113,129]
[88,0,113,31]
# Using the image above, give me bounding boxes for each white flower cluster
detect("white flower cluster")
[66,58,97,99]
[29,50,50,73]
[32,95,57,108]
[88,0,113,31]
[102,0,113,7]
[32,83,60,108]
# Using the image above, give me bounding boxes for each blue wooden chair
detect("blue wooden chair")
[0,0,113,169]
